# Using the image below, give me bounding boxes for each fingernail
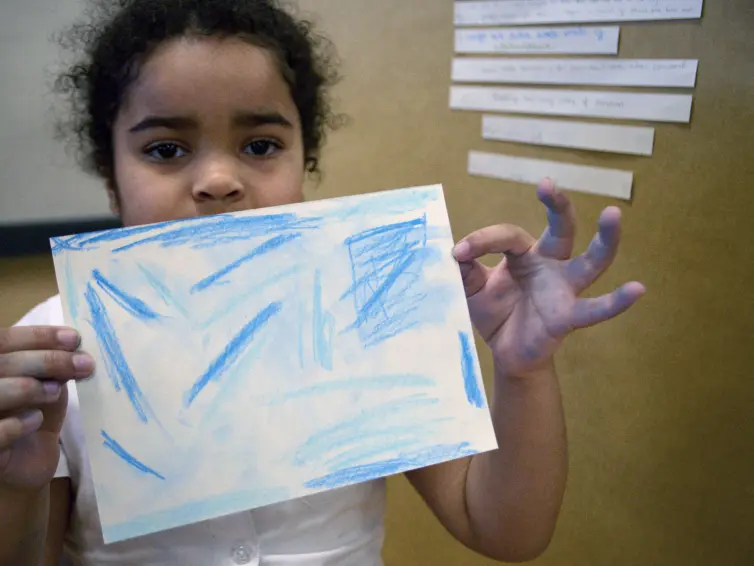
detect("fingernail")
[58,329,80,349]
[453,241,471,260]
[43,381,62,400]
[73,354,95,375]
[19,410,44,434]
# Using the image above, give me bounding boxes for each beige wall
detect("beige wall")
[1,0,752,564]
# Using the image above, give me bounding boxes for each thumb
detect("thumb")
[455,255,489,298]
[39,384,68,436]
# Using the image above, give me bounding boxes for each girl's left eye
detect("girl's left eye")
[244,139,282,157]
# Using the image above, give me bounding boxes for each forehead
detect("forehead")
[120,36,296,119]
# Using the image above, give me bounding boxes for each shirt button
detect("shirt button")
[231,544,252,564]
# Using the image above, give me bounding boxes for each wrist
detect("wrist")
[494,359,557,385]
[0,481,49,502]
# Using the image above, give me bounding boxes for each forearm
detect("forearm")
[465,363,567,561]
[0,485,50,566]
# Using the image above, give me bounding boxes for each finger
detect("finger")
[571,282,646,329]
[536,179,577,260]
[564,206,622,293]
[0,326,81,355]
[0,410,43,450]
[457,258,491,298]
[0,378,63,411]
[0,350,95,380]
[453,224,536,263]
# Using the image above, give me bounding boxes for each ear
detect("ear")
[106,180,121,216]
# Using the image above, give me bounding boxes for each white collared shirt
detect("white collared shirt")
[16,296,386,566]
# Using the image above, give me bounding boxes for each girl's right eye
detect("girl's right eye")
[143,142,189,161]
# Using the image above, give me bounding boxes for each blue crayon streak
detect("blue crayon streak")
[333,188,439,221]
[101,430,165,480]
[293,394,439,466]
[185,302,282,407]
[100,430,165,480]
[266,374,436,406]
[136,263,189,319]
[85,284,153,423]
[312,270,334,370]
[92,269,161,321]
[191,233,301,293]
[305,443,478,489]
[64,259,79,321]
[197,327,273,428]
[200,264,303,330]
[324,437,425,470]
[459,331,486,409]
[112,214,318,253]
[102,486,290,543]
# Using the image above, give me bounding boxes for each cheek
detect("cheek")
[255,166,306,207]
[114,163,185,225]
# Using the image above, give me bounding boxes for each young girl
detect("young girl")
[0,1,645,564]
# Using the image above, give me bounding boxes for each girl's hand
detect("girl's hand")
[0,326,94,492]
[454,180,646,379]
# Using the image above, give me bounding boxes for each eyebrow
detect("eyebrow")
[129,116,197,133]
[128,111,293,133]
[232,111,293,129]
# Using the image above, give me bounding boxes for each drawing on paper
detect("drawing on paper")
[51,185,498,544]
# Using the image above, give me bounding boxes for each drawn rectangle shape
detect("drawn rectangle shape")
[482,115,655,156]
[450,86,693,123]
[452,58,699,88]
[51,185,498,543]
[454,26,620,54]
[468,150,633,200]
[454,0,704,26]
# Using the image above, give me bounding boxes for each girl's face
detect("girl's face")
[111,36,306,227]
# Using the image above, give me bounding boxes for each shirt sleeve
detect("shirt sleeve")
[12,297,54,327]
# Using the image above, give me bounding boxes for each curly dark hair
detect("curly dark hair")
[54,0,341,186]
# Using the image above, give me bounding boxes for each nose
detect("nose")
[192,156,245,206]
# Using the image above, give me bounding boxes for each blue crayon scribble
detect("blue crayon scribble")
[92,269,161,321]
[200,264,303,330]
[324,437,424,470]
[185,302,282,407]
[136,263,189,318]
[333,188,439,221]
[312,270,334,370]
[136,264,172,306]
[293,394,440,466]
[197,325,274,428]
[101,430,165,480]
[52,213,321,253]
[64,258,79,321]
[85,284,154,423]
[304,442,478,489]
[342,215,441,347]
[113,214,318,253]
[459,331,486,409]
[51,219,186,255]
[297,289,306,369]
[266,374,436,406]
[192,233,301,294]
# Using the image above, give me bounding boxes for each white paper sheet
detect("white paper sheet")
[468,151,633,200]
[450,86,693,123]
[452,58,698,88]
[482,115,655,156]
[455,0,704,26]
[455,26,620,54]
[51,185,498,543]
